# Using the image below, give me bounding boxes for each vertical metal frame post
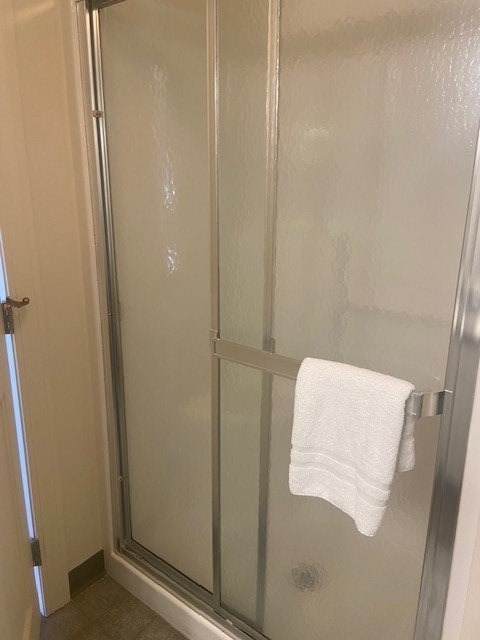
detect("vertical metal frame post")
[207,0,222,614]
[414,120,480,639]
[255,0,282,629]
[85,4,132,545]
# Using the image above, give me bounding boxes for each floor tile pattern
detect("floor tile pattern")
[40,576,186,640]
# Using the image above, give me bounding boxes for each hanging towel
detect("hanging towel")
[289,358,415,536]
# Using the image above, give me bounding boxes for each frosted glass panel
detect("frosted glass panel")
[100,0,212,590]
[274,0,480,391]
[218,0,480,638]
[219,368,438,638]
[220,361,262,622]
[264,379,438,640]
[218,0,268,348]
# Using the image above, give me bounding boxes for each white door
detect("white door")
[0,313,39,639]
[0,0,71,616]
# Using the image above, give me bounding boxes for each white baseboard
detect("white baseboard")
[106,552,235,640]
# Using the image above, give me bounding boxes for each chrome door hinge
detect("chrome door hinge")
[1,297,30,335]
[30,538,42,567]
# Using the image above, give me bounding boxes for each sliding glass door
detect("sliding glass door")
[88,0,480,637]
[98,0,212,592]
[217,1,479,637]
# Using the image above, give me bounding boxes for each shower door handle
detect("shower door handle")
[2,296,30,335]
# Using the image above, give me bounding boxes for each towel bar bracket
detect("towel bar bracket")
[212,337,449,420]
[410,389,452,419]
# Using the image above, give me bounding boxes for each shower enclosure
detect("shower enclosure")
[83,0,480,638]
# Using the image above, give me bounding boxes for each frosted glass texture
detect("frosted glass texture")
[219,361,262,622]
[274,0,480,391]
[218,0,268,348]
[100,0,212,590]
[216,0,270,622]
[218,0,480,638]
[221,366,439,639]
[97,0,480,636]
[264,380,439,640]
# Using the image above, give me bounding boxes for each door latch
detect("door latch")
[2,297,30,335]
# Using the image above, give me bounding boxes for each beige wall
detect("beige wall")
[3,0,104,580]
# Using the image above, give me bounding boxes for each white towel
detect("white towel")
[289,358,415,536]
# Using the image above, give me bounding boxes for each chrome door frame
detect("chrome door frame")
[413,117,480,640]
[82,0,216,612]
[79,1,480,639]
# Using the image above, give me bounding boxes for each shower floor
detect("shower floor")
[40,575,185,640]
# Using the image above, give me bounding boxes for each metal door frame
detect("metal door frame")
[80,0,480,638]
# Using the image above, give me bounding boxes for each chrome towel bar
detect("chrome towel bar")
[213,337,450,419]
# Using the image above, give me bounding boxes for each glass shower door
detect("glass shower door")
[217,0,480,638]
[98,0,213,592]
[90,0,480,638]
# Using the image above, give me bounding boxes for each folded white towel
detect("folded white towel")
[289,358,415,536]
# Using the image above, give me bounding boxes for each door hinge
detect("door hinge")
[30,538,42,567]
[2,302,14,334]
[1,297,30,335]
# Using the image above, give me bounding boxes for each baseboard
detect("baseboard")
[106,551,236,640]
[68,550,106,598]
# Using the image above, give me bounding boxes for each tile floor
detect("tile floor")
[40,576,186,640]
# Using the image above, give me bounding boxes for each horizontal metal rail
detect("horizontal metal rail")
[213,338,449,420]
